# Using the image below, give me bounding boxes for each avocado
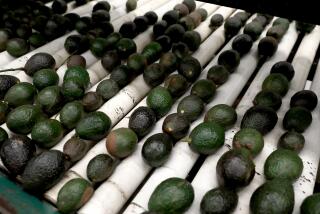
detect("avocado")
[129,106,157,138]
[232,34,253,56]
[143,63,166,87]
[110,65,132,88]
[81,92,103,112]
[253,90,282,110]
[200,187,238,214]
[52,0,67,14]
[267,25,287,41]
[87,154,117,183]
[153,20,168,38]
[119,21,137,39]
[283,106,312,133]
[0,75,19,99]
[141,42,163,64]
[224,17,242,37]
[165,24,186,43]
[218,50,240,73]
[217,149,255,188]
[62,79,85,101]
[60,101,85,130]
[0,101,9,124]
[178,56,201,82]
[163,10,179,25]
[197,8,208,21]
[144,11,158,25]
[4,82,36,107]
[64,13,81,30]
[93,1,111,12]
[296,21,315,33]
[258,36,278,57]
[21,150,67,191]
[189,11,202,27]
[126,0,137,12]
[76,111,111,141]
[183,0,196,12]
[172,42,190,59]
[148,177,194,214]
[191,79,217,103]
[35,85,64,115]
[63,136,91,162]
[179,16,196,31]
[64,66,90,89]
[134,16,149,33]
[206,65,229,85]
[33,69,59,90]
[210,14,224,29]
[0,127,8,144]
[177,95,204,122]
[57,178,93,214]
[106,127,138,158]
[147,86,173,118]
[174,4,190,17]
[0,29,10,51]
[278,131,305,152]
[116,38,137,59]
[273,18,290,31]
[64,34,90,55]
[16,24,32,39]
[0,135,35,175]
[96,79,120,101]
[92,10,110,23]
[204,104,237,129]
[164,74,189,97]
[155,35,172,53]
[262,73,289,96]
[28,32,46,48]
[244,22,264,41]
[6,38,29,57]
[232,128,264,157]
[182,31,201,51]
[67,55,86,68]
[75,16,92,34]
[162,113,190,140]
[290,90,318,111]
[234,12,250,24]
[142,133,173,167]
[127,53,147,75]
[250,179,294,214]
[101,50,121,72]
[300,193,320,214]
[90,37,110,57]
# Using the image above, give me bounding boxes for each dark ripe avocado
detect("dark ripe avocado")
[64,34,90,55]
[144,11,158,25]
[106,128,138,158]
[296,21,315,33]
[127,53,147,75]
[134,16,149,33]
[87,154,117,183]
[64,66,90,88]
[197,8,208,21]
[243,22,264,41]
[57,178,93,214]
[67,55,86,68]
[96,79,120,101]
[177,95,204,122]
[250,179,294,214]
[159,52,178,74]
[110,65,132,88]
[147,86,173,118]
[76,111,111,141]
[224,16,242,37]
[258,36,278,57]
[93,1,111,12]
[128,106,157,138]
[24,52,56,76]
[75,16,92,34]
[116,38,137,59]
[178,56,201,82]
[163,113,190,140]
[163,10,179,25]
[232,34,253,56]
[191,79,216,103]
[267,25,286,41]
[31,119,64,148]
[200,187,238,214]
[217,50,240,73]
[143,63,166,87]
[0,102,9,125]
[234,11,250,25]
[241,106,278,135]
[126,0,137,12]
[232,128,264,157]
[210,14,224,29]
[174,3,190,17]
[206,65,229,85]
[52,0,67,14]
[62,79,85,101]
[283,106,312,133]
[90,37,110,57]
[92,10,110,23]
[153,20,168,38]
[0,75,19,99]
[172,42,190,59]
[290,90,318,111]
[60,101,85,130]
[165,24,186,43]
[31,15,48,32]
[21,150,67,191]
[142,133,173,167]
[141,42,163,64]
[0,135,35,175]
[204,104,237,129]
[33,69,59,91]
[63,136,90,162]
[183,0,196,12]
[4,82,36,107]
[119,21,137,39]
[278,131,305,152]
[182,31,201,51]
[28,33,46,48]
[0,127,8,144]
[101,32,122,51]
[81,91,103,112]
[148,177,194,214]
[36,85,64,115]
[262,73,289,96]
[179,16,196,31]
[253,90,282,110]
[155,35,172,53]
[101,50,121,72]
[189,121,225,155]
[64,13,81,30]
[300,193,320,214]
[6,38,30,57]
[164,74,189,97]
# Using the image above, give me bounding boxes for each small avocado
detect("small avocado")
[52,0,67,14]
[290,90,318,111]
[92,10,110,23]
[101,50,121,72]
[234,12,250,24]
[76,111,111,141]
[147,86,173,119]
[64,13,81,30]
[217,149,255,188]
[278,131,305,152]
[207,65,229,85]
[93,1,111,12]
[197,8,208,21]
[0,127,8,144]
[87,154,117,183]
[163,113,190,140]
[177,95,204,122]
[6,38,30,57]
[296,21,315,33]
[119,21,137,39]
[204,104,237,129]
[36,85,64,115]
[62,79,85,101]
[0,29,11,51]
[267,25,287,41]
[57,178,93,214]
[116,38,137,59]
[0,75,20,99]
[148,177,194,214]
[164,74,189,98]
[0,135,35,175]
[29,32,46,48]
[200,187,238,214]
[0,102,9,124]
[183,0,196,12]
[64,34,90,55]
[283,106,312,133]
[75,16,92,34]
[141,42,163,64]
[144,11,158,25]
[143,63,166,87]
[232,34,253,56]
[82,91,103,112]
[155,35,172,53]
[224,17,242,37]
[67,55,86,68]
[191,79,216,103]
[218,50,240,73]
[253,90,282,110]
[24,52,56,76]
[300,193,320,214]
[142,133,173,167]
[90,37,110,57]
[232,128,264,157]
[96,79,120,101]
[182,31,201,52]
[127,53,147,75]
[273,18,290,31]
[270,61,295,81]
[179,16,196,31]
[244,22,264,41]
[4,82,36,107]
[64,66,90,88]
[33,69,59,90]
[129,106,157,138]
[159,52,178,74]
[172,42,190,59]
[258,36,278,57]
[210,14,224,29]
[178,56,202,82]
[165,24,186,43]
[262,73,289,96]
[60,101,85,130]
[106,128,138,158]
[21,150,67,191]
[174,4,190,17]
[163,10,179,26]
[153,20,168,38]
[110,65,132,88]
[63,136,91,162]
[126,0,137,12]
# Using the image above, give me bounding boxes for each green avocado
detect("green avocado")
[127,53,147,75]
[253,90,282,110]
[191,79,216,103]
[4,82,36,107]
[141,42,163,64]
[143,63,166,87]
[162,113,190,141]
[204,104,237,129]
[182,31,201,51]
[278,131,305,152]
[96,79,120,101]
[0,75,20,99]
[178,56,202,82]
[262,73,289,96]
[270,61,295,81]
[116,38,137,59]
[164,74,189,98]
[64,66,90,88]
[35,85,64,115]
[87,154,117,183]
[61,79,85,101]
[6,38,30,57]
[147,86,173,119]
[244,21,264,41]
[0,101,9,124]
[33,69,59,90]
[0,127,8,144]
[300,193,320,214]
[283,106,312,133]
[110,65,132,88]
[177,95,204,122]
[60,101,85,130]
[232,128,264,157]
[207,65,229,85]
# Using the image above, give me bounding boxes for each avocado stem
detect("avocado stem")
[0,67,25,72]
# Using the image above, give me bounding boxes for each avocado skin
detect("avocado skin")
[0,101,9,124]
[35,85,64,115]
[162,113,190,140]
[270,61,295,81]
[300,193,320,214]
[0,135,36,175]
[164,74,188,98]
[177,95,204,122]
[24,52,56,76]
[4,82,37,107]
[253,90,282,111]
[0,75,20,99]
[278,131,305,152]
[129,107,157,138]
[283,106,312,133]
[21,150,67,191]
[60,101,85,130]
[290,90,318,111]
[0,127,8,144]
[87,154,116,183]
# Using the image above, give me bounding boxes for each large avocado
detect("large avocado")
[24,52,56,76]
